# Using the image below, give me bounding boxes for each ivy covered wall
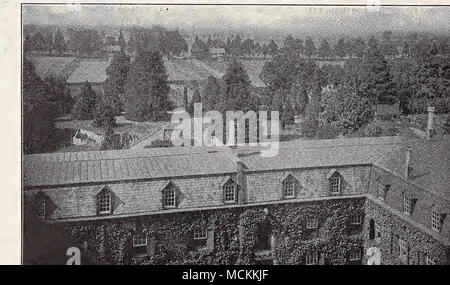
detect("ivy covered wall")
[55,197,366,265]
[363,198,450,265]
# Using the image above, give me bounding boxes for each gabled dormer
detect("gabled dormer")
[95,186,115,215]
[221,177,238,204]
[161,180,178,209]
[326,169,343,195]
[280,173,298,199]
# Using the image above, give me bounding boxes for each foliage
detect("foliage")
[57,198,365,265]
[319,85,374,132]
[191,36,209,60]
[351,120,399,138]
[72,81,98,120]
[124,50,172,121]
[101,126,121,150]
[23,58,58,153]
[93,97,117,129]
[318,39,331,58]
[221,59,253,112]
[104,51,130,114]
[144,139,174,148]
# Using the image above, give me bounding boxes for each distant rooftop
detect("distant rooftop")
[66,59,111,84]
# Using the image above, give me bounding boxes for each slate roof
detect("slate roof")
[24,136,450,200]
[24,147,236,188]
[374,136,450,200]
[66,59,111,84]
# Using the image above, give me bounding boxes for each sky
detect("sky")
[22,5,450,36]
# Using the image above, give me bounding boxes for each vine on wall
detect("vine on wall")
[59,198,366,265]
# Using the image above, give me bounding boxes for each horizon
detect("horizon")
[23,5,450,37]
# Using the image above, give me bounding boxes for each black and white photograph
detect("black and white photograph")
[12,1,450,267]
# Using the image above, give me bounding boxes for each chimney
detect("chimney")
[426,106,435,140]
[405,147,411,179]
[235,155,247,205]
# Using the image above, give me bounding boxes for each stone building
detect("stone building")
[23,131,450,264]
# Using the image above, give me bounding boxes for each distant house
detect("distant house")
[209,47,226,60]
[66,59,111,98]
[103,45,121,58]
[374,103,401,121]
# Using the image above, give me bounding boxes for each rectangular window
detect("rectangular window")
[283,180,295,198]
[431,209,441,232]
[403,193,412,215]
[37,200,46,219]
[98,193,112,214]
[306,218,319,229]
[163,188,176,208]
[399,238,408,258]
[330,176,341,193]
[306,251,318,265]
[349,249,361,261]
[193,228,208,240]
[224,185,236,203]
[193,227,208,249]
[350,213,362,225]
[132,234,148,247]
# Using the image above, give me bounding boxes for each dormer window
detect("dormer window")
[224,184,237,204]
[162,187,176,208]
[403,193,412,215]
[98,190,112,215]
[431,208,441,232]
[326,169,342,194]
[282,175,295,199]
[330,175,341,194]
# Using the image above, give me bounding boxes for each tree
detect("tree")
[289,83,309,115]
[351,37,365,58]
[260,53,316,92]
[72,81,98,120]
[267,39,278,58]
[221,59,253,112]
[318,39,331,58]
[104,51,130,114]
[261,44,269,58]
[32,31,46,53]
[101,126,121,150]
[201,76,222,112]
[411,43,450,113]
[191,35,209,59]
[303,37,316,58]
[117,29,126,52]
[124,51,172,121]
[381,31,398,58]
[363,42,398,105]
[241,38,255,58]
[23,58,58,153]
[282,100,295,125]
[93,97,116,128]
[42,76,74,116]
[333,38,347,58]
[188,89,202,115]
[281,35,300,58]
[53,29,66,54]
[320,84,373,132]
[164,30,188,57]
